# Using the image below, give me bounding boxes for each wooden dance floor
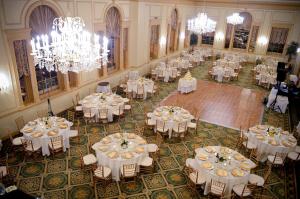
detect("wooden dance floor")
[161,80,266,130]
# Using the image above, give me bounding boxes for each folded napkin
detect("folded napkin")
[198,153,208,161]
[32,131,43,138]
[23,127,33,133]
[98,145,109,152]
[234,153,246,161]
[107,151,119,159]
[102,137,112,144]
[135,146,145,153]
[59,123,68,129]
[216,169,228,177]
[47,130,58,136]
[231,168,244,177]
[121,152,133,159]
[114,133,122,139]
[268,139,279,146]
[256,135,265,140]
[205,146,216,153]
[220,147,232,154]
[240,162,251,171]
[201,162,213,169]
[128,133,136,139]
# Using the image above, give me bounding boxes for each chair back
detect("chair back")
[156,132,163,147]
[15,116,25,131]
[156,120,165,130]
[273,152,287,164]
[99,108,108,119]
[95,165,106,178]
[176,121,187,132]
[50,135,63,150]
[21,138,34,151]
[67,111,75,122]
[137,84,144,95]
[122,163,136,177]
[240,184,253,196]
[210,179,226,196]
[249,149,259,165]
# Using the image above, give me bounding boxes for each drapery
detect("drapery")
[106,7,121,38]
[29,5,57,37]
[269,28,289,45]
[171,9,178,30]
[13,40,30,77]
[150,25,159,44]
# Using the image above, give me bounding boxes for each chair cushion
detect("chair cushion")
[233,184,251,197]
[140,157,153,167]
[249,174,264,186]
[69,130,78,138]
[147,144,158,152]
[267,155,283,165]
[288,152,300,161]
[189,171,205,184]
[83,154,97,165]
[0,166,7,177]
[188,122,196,129]
[94,166,111,178]
[12,137,23,146]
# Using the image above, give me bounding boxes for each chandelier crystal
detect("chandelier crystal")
[30,17,109,74]
[227,13,244,25]
[187,13,216,34]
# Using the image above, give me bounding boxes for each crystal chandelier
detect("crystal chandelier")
[187,13,216,34]
[30,17,109,74]
[227,13,244,25]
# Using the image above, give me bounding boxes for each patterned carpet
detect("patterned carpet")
[1,59,296,199]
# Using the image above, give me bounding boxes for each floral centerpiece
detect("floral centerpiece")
[168,107,175,114]
[215,153,227,163]
[121,139,129,149]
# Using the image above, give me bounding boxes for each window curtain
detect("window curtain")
[106,7,121,38]
[29,5,57,37]
[171,10,178,30]
[269,28,289,45]
[13,40,30,77]
[150,25,159,44]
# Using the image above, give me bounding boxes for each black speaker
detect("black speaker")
[276,62,286,82]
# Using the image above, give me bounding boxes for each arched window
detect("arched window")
[29,5,60,95]
[106,7,121,73]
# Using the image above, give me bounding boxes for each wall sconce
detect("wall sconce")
[0,73,9,92]
[180,32,185,40]
[257,36,268,46]
[160,36,166,46]
[215,32,224,41]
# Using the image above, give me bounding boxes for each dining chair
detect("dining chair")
[209,179,226,198]
[21,138,42,157]
[249,164,272,189]
[112,105,125,122]
[98,108,109,123]
[155,120,168,137]
[49,135,64,157]
[136,85,144,99]
[187,166,206,191]
[172,121,187,139]
[0,154,13,184]
[92,165,112,187]
[7,128,23,149]
[79,149,97,171]
[267,152,287,167]
[15,116,25,131]
[75,93,80,103]
[144,113,155,130]
[124,97,132,115]
[120,163,137,181]
[188,117,200,135]
[139,157,154,174]
[83,107,96,124]
[232,183,256,198]
[249,148,259,167]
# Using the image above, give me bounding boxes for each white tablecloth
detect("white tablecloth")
[194,146,255,198]
[96,84,111,93]
[248,125,297,161]
[153,66,178,82]
[128,71,139,80]
[266,88,289,113]
[21,117,72,156]
[150,106,194,138]
[79,93,129,122]
[127,78,154,99]
[178,78,197,93]
[212,66,234,82]
[92,133,148,181]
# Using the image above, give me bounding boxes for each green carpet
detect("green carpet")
[0,60,295,199]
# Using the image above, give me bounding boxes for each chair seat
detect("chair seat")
[267,155,283,165]
[249,174,264,186]
[69,130,78,138]
[147,113,153,118]
[113,111,124,116]
[49,141,63,150]
[243,141,257,149]
[157,127,168,133]
[75,106,83,111]
[84,113,95,118]
[26,144,41,152]
[12,137,23,146]
[83,154,97,165]
[147,144,158,152]
[120,167,136,177]
[233,184,251,197]
[124,105,131,110]
[188,122,196,129]
[94,166,112,178]
[189,172,206,184]
[140,157,153,167]
[288,152,300,161]
[146,119,155,126]
[173,127,186,133]
[0,166,7,177]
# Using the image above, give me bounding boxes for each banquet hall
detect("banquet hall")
[0,0,300,198]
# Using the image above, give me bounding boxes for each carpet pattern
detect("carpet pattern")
[0,59,295,199]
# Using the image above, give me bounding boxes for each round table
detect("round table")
[178,77,197,93]
[21,117,73,156]
[79,93,129,122]
[194,146,256,197]
[92,133,148,181]
[150,106,194,138]
[248,124,297,161]
[127,78,154,99]
[212,66,234,82]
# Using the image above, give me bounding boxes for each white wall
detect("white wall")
[0,0,299,137]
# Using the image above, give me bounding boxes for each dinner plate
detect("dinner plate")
[201,162,213,170]
[231,168,244,177]
[216,169,228,177]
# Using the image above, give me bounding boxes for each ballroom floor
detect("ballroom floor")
[0,61,296,199]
